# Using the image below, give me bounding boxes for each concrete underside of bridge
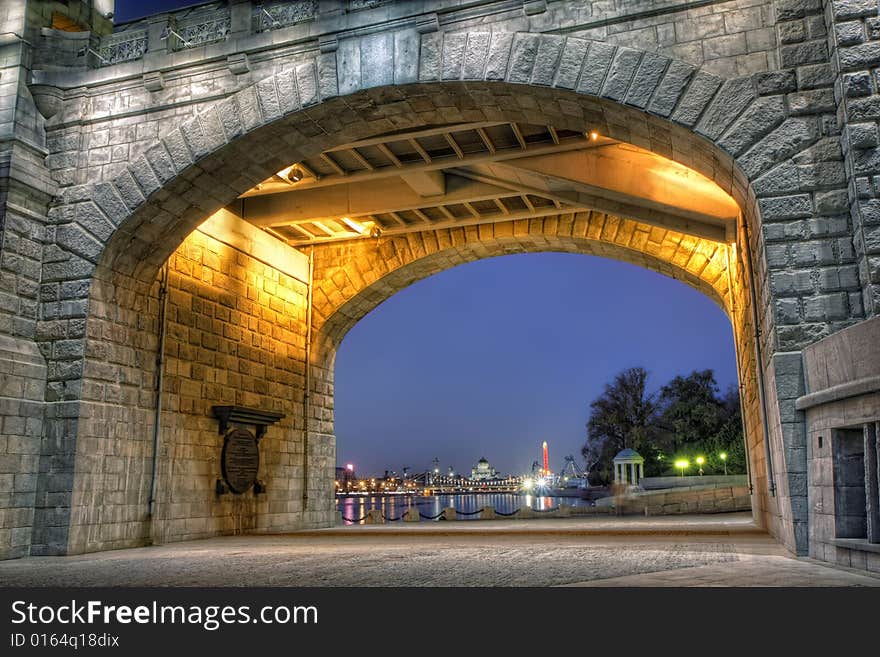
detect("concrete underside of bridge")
[1,0,880,577]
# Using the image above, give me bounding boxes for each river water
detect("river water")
[335,492,595,524]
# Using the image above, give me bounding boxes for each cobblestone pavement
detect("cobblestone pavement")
[1,515,877,587]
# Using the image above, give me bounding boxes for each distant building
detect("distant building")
[471,457,497,481]
[335,464,357,489]
[613,449,644,487]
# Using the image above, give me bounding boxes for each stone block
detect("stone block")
[648,59,695,116]
[485,32,514,81]
[697,77,755,140]
[756,70,797,96]
[601,47,641,102]
[462,32,490,81]
[362,32,394,88]
[74,202,115,241]
[780,41,827,67]
[129,154,161,198]
[759,194,813,220]
[55,224,102,263]
[702,32,748,60]
[255,77,281,123]
[719,95,786,156]
[294,62,318,107]
[839,42,880,71]
[843,71,873,97]
[836,20,865,46]
[787,89,836,114]
[531,35,564,86]
[848,122,879,149]
[418,32,442,81]
[577,41,615,95]
[671,71,722,126]
[162,128,194,172]
[624,52,668,109]
[833,0,878,21]
[507,33,539,84]
[553,37,588,90]
[393,29,420,85]
[737,117,820,178]
[144,144,177,185]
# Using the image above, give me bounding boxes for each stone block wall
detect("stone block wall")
[608,484,753,515]
[799,314,880,574]
[526,0,780,78]
[53,220,335,555]
[826,0,880,316]
[1,0,876,562]
[149,227,329,545]
[0,335,44,559]
[0,0,53,560]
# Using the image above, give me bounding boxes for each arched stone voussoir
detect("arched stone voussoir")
[52,56,322,283]
[417,31,772,167]
[47,29,783,299]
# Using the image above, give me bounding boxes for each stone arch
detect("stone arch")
[37,31,813,556]
[312,215,733,355]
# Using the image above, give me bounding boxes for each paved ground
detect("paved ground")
[1,514,877,587]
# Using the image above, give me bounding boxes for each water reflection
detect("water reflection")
[335,493,594,525]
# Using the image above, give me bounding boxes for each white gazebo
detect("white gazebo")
[613,448,645,486]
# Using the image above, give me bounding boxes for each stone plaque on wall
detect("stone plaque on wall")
[221,427,260,494]
[212,405,284,496]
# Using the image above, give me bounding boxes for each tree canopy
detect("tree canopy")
[582,368,745,484]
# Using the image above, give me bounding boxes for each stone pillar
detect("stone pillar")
[866,422,880,543]
[404,507,420,522]
[365,508,384,524]
[480,506,496,520]
[146,15,172,55]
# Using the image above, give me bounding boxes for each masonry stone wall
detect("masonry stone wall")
[0,0,53,560]
[797,314,880,574]
[150,228,333,547]
[0,0,876,563]
[825,0,880,317]
[307,212,780,542]
[598,484,753,515]
[52,224,333,555]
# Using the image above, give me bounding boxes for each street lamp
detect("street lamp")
[719,452,728,475]
[675,459,689,477]
[696,456,705,476]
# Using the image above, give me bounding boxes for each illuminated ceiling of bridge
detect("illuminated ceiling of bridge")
[235,121,740,246]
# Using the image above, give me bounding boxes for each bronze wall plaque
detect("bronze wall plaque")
[221,428,260,494]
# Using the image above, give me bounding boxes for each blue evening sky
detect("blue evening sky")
[335,254,736,478]
[115,1,738,479]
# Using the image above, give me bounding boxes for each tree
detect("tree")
[657,369,722,455]
[582,367,664,483]
[712,384,747,473]
[583,367,748,483]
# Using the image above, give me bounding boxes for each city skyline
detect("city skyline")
[335,253,738,478]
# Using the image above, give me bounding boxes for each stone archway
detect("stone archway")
[34,32,813,556]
